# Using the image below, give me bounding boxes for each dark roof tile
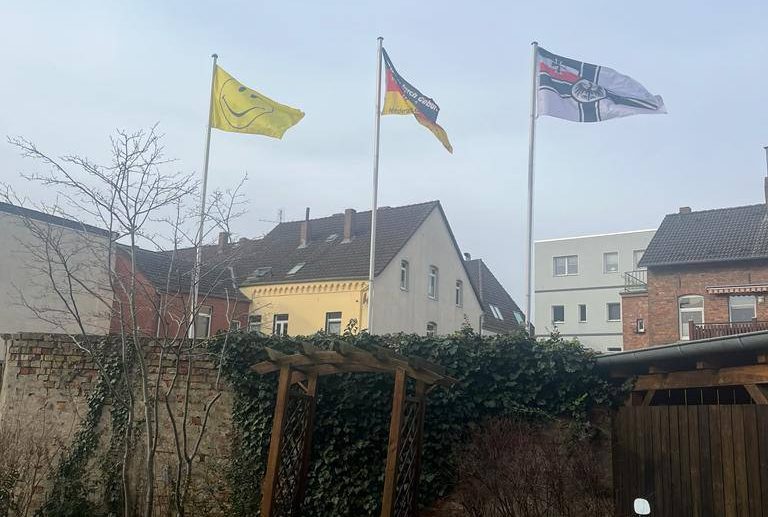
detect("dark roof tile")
[465,259,525,334]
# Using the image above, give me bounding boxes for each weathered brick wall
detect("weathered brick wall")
[620,292,649,350]
[645,262,768,346]
[0,333,234,514]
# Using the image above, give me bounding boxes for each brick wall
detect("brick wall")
[0,333,234,514]
[620,292,649,350]
[642,261,768,347]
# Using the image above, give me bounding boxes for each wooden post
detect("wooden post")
[409,380,427,516]
[689,319,696,341]
[261,366,292,517]
[381,367,407,517]
[293,371,319,513]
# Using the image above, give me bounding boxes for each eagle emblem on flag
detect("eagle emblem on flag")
[537,47,666,122]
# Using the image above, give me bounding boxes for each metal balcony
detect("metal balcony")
[688,320,768,341]
[623,269,647,293]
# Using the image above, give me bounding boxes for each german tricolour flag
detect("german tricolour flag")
[381,49,453,153]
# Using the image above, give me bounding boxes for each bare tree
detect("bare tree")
[5,127,250,516]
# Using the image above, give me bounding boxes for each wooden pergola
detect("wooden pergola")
[250,342,456,517]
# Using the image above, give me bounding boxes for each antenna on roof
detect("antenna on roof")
[763,146,768,177]
[278,208,284,223]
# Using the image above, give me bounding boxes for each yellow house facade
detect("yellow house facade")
[240,279,368,336]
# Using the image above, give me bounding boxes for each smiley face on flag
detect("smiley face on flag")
[218,79,275,130]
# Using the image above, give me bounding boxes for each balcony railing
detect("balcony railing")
[623,269,647,293]
[689,320,768,341]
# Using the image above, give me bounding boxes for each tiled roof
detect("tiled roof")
[176,201,443,285]
[123,245,247,301]
[465,259,526,334]
[640,203,768,267]
[0,201,111,237]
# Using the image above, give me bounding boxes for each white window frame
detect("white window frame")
[248,314,263,333]
[455,280,463,307]
[194,306,212,338]
[578,304,587,323]
[426,321,437,336]
[325,311,342,335]
[633,249,646,270]
[400,260,409,291]
[489,304,503,320]
[607,302,621,322]
[636,319,645,333]
[679,295,704,340]
[552,305,565,324]
[273,314,289,336]
[603,252,619,274]
[428,266,439,300]
[553,255,578,276]
[229,320,241,331]
[729,295,757,323]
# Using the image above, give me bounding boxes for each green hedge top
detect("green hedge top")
[213,328,625,516]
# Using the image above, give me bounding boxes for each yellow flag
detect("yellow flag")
[210,65,304,138]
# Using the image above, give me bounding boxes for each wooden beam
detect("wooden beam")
[634,364,768,391]
[260,366,292,517]
[642,390,656,407]
[745,384,768,405]
[380,368,407,517]
[293,372,318,513]
[409,380,427,516]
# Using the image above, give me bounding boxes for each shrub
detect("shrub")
[455,418,613,517]
[214,329,624,516]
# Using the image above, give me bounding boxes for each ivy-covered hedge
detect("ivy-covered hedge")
[214,328,625,516]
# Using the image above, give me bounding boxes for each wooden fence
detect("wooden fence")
[613,405,768,517]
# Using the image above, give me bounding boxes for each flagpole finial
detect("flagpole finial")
[211,53,218,60]
[377,36,383,42]
[531,41,538,46]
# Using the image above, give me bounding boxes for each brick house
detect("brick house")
[110,246,249,338]
[621,198,768,350]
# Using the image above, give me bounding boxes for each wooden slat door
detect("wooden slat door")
[614,406,768,517]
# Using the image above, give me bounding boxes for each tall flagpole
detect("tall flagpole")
[367,37,384,334]
[524,42,539,335]
[191,53,218,338]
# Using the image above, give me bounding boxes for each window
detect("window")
[679,295,704,340]
[607,302,621,321]
[552,305,565,324]
[194,306,212,338]
[489,304,504,320]
[636,319,645,333]
[273,314,289,336]
[326,233,338,242]
[455,280,463,307]
[729,295,757,323]
[426,321,437,336]
[229,320,241,331]
[553,255,578,276]
[513,311,525,325]
[325,311,342,335]
[248,314,263,333]
[286,262,305,275]
[400,260,409,290]
[603,252,619,273]
[633,249,646,270]
[578,304,587,323]
[428,266,439,299]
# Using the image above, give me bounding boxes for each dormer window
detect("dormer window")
[326,233,339,242]
[287,262,305,275]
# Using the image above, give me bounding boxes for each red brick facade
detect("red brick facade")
[621,261,768,349]
[110,252,249,338]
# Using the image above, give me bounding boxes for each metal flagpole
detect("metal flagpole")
[524,42,539,335]
[190,53,219,338]
[367,37,384,334]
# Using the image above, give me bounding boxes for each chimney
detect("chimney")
[299,207,311,247]
[679,206,691,214]
[464,252,472,261]
[217,231,229,253]
[342,208,356,243]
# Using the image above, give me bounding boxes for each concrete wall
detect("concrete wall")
[0,333,232,514]
[534,230,655,352]
[372,209,483,335]
[0,212,112,338]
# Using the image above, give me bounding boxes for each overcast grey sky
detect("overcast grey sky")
[2,0,767,303]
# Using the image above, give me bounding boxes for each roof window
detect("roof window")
[287,262,306,275]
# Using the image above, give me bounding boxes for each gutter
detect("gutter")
[596,330,768,369]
